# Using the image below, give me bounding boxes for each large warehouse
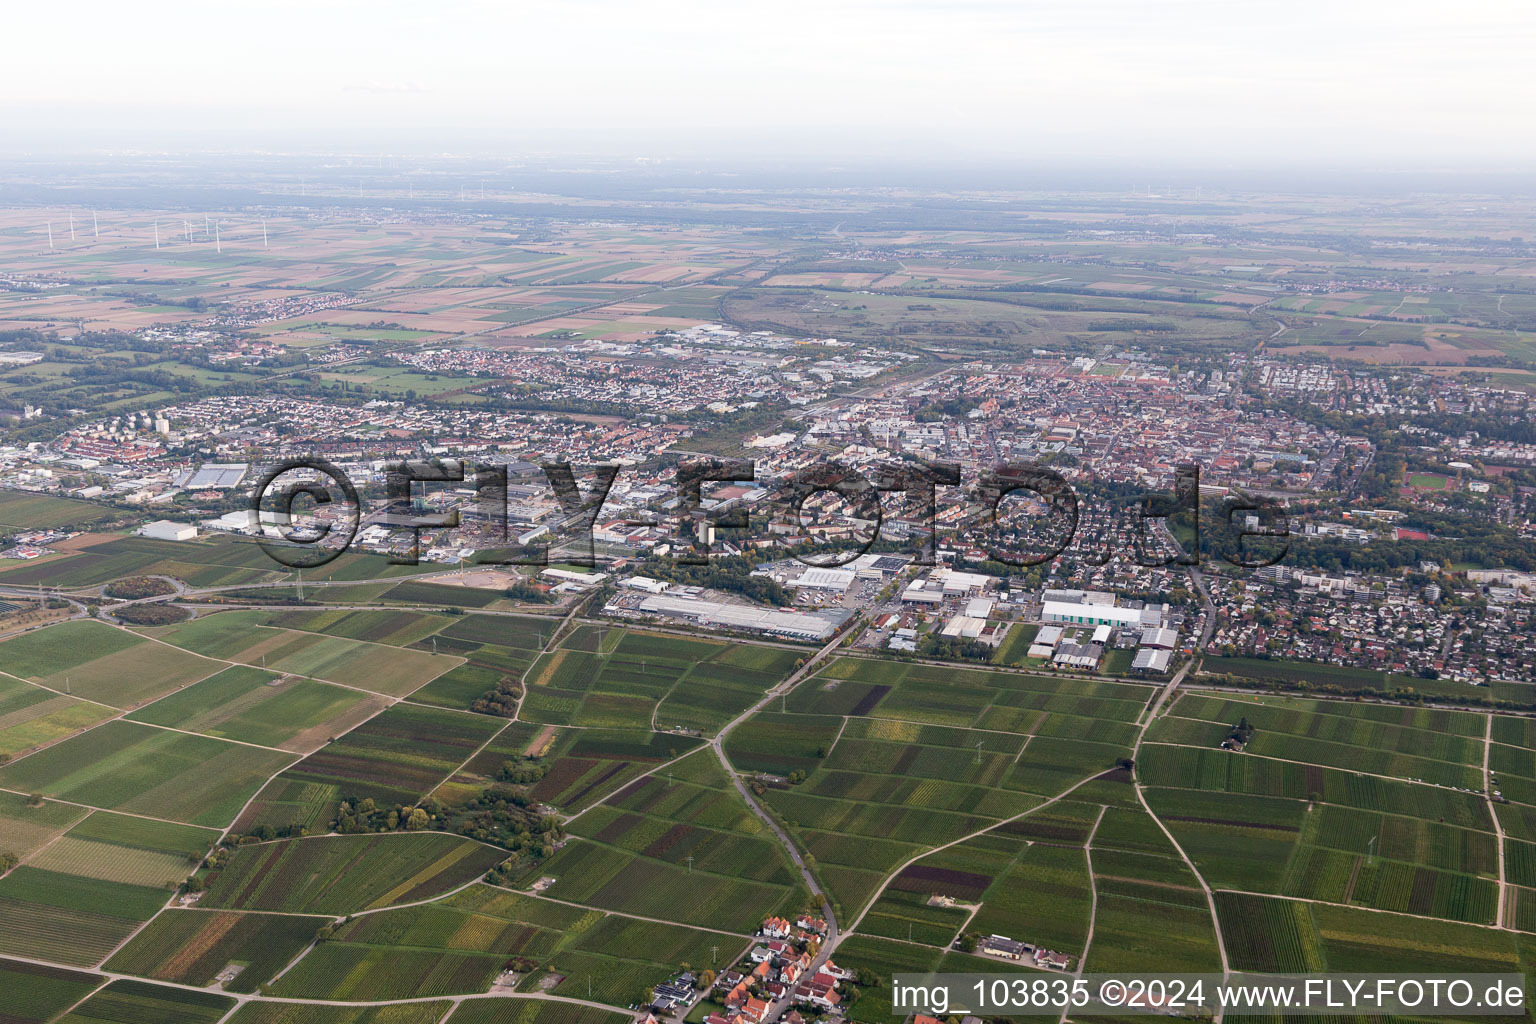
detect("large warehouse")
[1041,600,1143,629]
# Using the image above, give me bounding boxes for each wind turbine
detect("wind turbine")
[47,222,53,250]
[214,221,221,254]
[204,213,209,237]
[154,220,161,250]
[262,219,269,248]
[68,212,75,241]
[92,210,99,239]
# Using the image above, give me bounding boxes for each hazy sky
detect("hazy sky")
[5,0,1535,165]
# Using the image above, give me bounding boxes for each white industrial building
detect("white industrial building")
[541,568,609,587]
[621,575,670,594]
[794,567,856,592]
[1132,648,1173,673]
[901,579,945,604]
[201,509,260,534]
[179,463,248,490]
[1043,588,1117,606]
[1042,600,1143,628]
[942,615,986,639]
[138,520,197,542]
[1139,627,1180,650]
[633,593,844,640]
[933,568,992,595]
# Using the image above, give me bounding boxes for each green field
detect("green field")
[143,612,459,697]
[521,627,799,735]
[126,665,385,751]
[106,909,328,993]
[0,535,286,589]
[27,811,218,889]
[0,956,103,1023]
[55,979,234,1024]
[1140,691,1502,925]
[0,489,123,529]
[0,790,89,860]
[532,749,809,933]
[226,1005,454,1024]
[0,673,114,757]
[200,833,508,914]
[445,999,631,1024]
[0,619,222,707]
[273,702,505,812]
[737,656,1151,916]
[0,720,297,826]
[253,607,457,646]
[0,864,175,966]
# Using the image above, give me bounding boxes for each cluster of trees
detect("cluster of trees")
[103,576,177,599]
[331,797,438,834]
[645,554,791,606]
[503,580,554,603]
[470,677,524,717]
[111,604,191,626]
[917,633,995,663]
[441,783,563,854]
[1199,671,1535,711]
[498,758,549,785]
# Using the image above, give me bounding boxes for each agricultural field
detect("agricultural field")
[199,833,508,915]
[53,980,234,1024]
[0,490,124,530]
[379,580,512,608]
[270,702,505,813]
[1215,891,1527,975]
[0,957,103,1024]
[0,789,90,861]
[261,882,717,1004]
[0,673,114,758]
[520,627,799,735]
[1199,655,1472,700]
[272,887,574,1001]
[105,909,327,993]
[407,613,558,710]
[0,534,286,589]
[1141,691,1503,926]
[0,619,223,707]
[738,656,1152,917]
[529,749,810,933]
[445,999,631,1024]
[142,611,460,697]
[532,913,741,1005]
[0,813,215,967]
[126,665,387,752]
[227,1005,454,1024]
[251,607,457,646]
[0,720,296,826]
[435,724,702,814]
[1489,716,1536,851]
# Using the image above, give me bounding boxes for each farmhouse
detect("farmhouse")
[1053,639,1103,669]
[982,934,1027,959]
